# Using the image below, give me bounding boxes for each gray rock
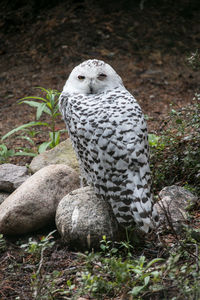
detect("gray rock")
[0,164,30,192]
[0,164,80,235]
[29,139,79,173]
[155,185,198,227]
[56,186,120,250]
[0,192,10,205]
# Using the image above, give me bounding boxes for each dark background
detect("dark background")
[0,0,200,163]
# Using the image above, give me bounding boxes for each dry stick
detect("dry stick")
[33,230,56,299]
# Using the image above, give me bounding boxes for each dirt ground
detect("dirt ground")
[0,0,200,299]
[0,0,200,164]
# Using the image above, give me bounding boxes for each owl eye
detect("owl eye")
[98,73,107,81]
[78,75,85,80]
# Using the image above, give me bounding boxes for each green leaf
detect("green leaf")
[38,141,52,153]
[53,104,61,117]
[36,102,47,120]
[21,101,52,116]
[9,149,15,156]
[132,268,143,275]
[19,100,42,108]
[146,258,164,269]
[0,143,15,161]
[53,112,61,118]
[149,284,164,292]
[175,119,183,124]
[0,144,8,152]
[130,285,145,296]
[54,131,60,145]
[100,244,106,251]
[47,101,52,110]
[1,122,49,141]
[22,129,40,137]
[35,86,49,94]
[49,131,54,141]
[150,271,161,278]
[19,96,48,103]
[144,275,150,286]
[171,108,177,115]
[139,255,146,267]
[49,131,60,147]
[172,253,181,264]
[148,134,160,147]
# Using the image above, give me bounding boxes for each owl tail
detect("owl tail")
[107,172,159,233]
[129,169,159,233]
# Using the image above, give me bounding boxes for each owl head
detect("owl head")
[63,59,124,95]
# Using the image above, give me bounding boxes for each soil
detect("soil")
[0,0,200,299]
[1,0,200,165]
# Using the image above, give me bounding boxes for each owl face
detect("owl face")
[63,59,124,95]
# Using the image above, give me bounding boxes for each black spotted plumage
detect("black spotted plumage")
[59,59,159,233]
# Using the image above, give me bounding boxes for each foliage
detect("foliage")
[1,227,200,300]
[20,230,56,259]
[66,231,199,299]
[149,50,200,196]
[149,96,200,196]
[0,143,16,163]
[75,238,163,299]
[161,224,200,300]
[1,87,65,162]
[0,142,36,163]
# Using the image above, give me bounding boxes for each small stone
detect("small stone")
[0,164,30,192]
[155,185,198,227]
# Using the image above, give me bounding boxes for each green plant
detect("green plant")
[1,87,66,156]
[100,235,118,256]
[161,226,200,300]
[0,143,15,163]
[20,230,56,259]
[148,133,165,149]
[149,51,200,196]
[150,97,200,196]
[0,141,36,164]
[76,239,163,299]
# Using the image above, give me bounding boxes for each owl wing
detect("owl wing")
[88,93,158,232]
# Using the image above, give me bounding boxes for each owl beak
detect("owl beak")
[89,86,94,94]
[89,80,94,94]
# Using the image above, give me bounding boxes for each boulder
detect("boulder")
[0,164,30,192]
[155,185,198,227]
[0,164,80,235]
[56,186,120,250]
[29,139,79,173]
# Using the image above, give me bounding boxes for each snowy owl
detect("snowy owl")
[59,59,159,233]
